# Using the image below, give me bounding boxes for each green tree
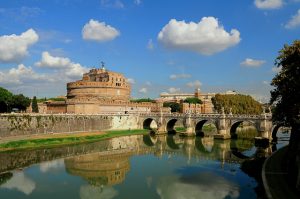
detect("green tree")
[183,97,202,104]
[0,87,13,113]
[31,96,39,113]
[270,40,300,191]
[11,94,31,111]
[270,40,300,127]
[130,98,155,103]
[163,102,180,112]
[211,94,262,114]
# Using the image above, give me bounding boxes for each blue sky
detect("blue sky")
[0,0,300,102]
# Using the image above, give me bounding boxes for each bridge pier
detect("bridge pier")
[254,112,273,145]
[180,114,196,137]
[214,110,231,139]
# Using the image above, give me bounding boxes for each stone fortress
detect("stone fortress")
[37,64,169,114]
[34,63,235,115]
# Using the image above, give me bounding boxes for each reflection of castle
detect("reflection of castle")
[65,152,130,186]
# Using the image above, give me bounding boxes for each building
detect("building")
[157,88,215,113]
[33,65,170,114]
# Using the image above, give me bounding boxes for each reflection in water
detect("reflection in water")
[40,159,65,173]
[157,172,239,199]
[0,131,290,199]
[80,185,118,199]
[0,171,36,195]
[65,152,130,186]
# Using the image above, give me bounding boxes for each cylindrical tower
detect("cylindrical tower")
[67,67,131,102]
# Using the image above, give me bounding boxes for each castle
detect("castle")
[35,65,169,114]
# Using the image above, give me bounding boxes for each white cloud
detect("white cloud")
[0,29,39,63]
[0,7,42,22]
[127,78,135,84]
[82,19,120,42]
[285,9,300,29]
[254,0,283,9]
[168,87,180,93]
[134,0,142,5]
[169,73,191,80]
[272,65,282,73]
[101,0,124,9]
[186,80,202,88]
[158,17,241,55]
[40,159,64,173]
[145,81,151,86]
[240,58,266,67]
[0,64,49,85]
[1,171,36,195]
[147,39,154,50]
[139,87,147,93]
[262,80,269,85]
[35,51,89,78]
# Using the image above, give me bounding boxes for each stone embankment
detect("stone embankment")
[0,114,139,138]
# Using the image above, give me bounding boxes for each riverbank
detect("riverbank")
[262,145,299,199]
[0,129,148,152]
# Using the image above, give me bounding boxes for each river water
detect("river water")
[0,131,289,199]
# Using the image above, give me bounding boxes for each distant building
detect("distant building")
[157,88,215,113]
[157,88,237,114]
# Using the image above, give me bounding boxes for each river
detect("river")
[0,131,289,199]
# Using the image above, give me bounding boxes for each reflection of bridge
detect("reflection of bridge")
[0,134,273,175]
[138,112,274,140]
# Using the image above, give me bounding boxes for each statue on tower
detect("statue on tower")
[100,61,106,71]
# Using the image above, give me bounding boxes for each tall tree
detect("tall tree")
[0,87,13,113]
[270,40,300,191]
[11,94,31,111]
[31,96,39,113]
[183,97,202,104]
[270,40,300,127]
[163,102,180,112]
[211,94,262,114]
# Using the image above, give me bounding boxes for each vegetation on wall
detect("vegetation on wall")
[37,97,66,103]
[183,97,202,104]
[163,102,180,112]
[130,98,156,103]
[211,94,262,114]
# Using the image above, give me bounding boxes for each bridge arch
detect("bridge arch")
[166,135,181,150]
[230,120,259,139]
[271,125,282,142]
[143,118,158,131]
[271,124,290,142]
[143,134,157,147]
[195,137,213,154]
[166,119,178,134]
[195,119,217,137]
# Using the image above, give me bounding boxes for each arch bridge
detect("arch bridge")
[138,112,273,140]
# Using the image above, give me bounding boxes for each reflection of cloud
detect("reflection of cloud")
[156,172,239,199]
[80,185,118,199]
[1,171,36,195]
[40,159,65,173]
[146,176,153,188]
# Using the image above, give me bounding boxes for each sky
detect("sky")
[0,0,300,102]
